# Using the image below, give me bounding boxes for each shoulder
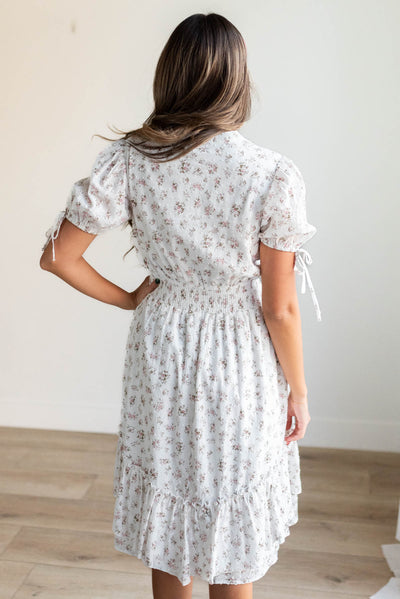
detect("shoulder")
[91,138,128,171]
[94,138,127,162]
[272,154,306,195]
[234,131,279,164]
[235,132,304,177]
[233,132,307,194]
[231,132,280,189]
[85,138,129,186]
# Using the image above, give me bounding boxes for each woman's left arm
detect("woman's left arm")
[40,218,157,310]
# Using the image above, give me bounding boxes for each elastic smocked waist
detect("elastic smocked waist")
[139,277,262,314]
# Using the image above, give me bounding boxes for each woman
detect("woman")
[40,12,321,599]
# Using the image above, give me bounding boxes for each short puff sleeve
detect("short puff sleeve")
[259,155,322,321]
[42,139,131,260]
[259,155,316,251]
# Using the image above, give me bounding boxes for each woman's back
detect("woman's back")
[125,129,316,289]
[128,129,273,286]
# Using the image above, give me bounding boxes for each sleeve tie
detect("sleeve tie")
[41,209,66,261]
[294,248,322,321]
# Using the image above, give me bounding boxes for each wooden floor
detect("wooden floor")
[0,426,398,598]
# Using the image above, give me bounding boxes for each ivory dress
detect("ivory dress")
[42,129,322,586]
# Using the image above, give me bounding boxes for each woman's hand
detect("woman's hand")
[284,390,311,445]
[122,276,160,310]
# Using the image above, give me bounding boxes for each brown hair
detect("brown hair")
[94,12,254,257]
[95,13,253,161]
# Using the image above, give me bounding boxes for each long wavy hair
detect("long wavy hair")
[94,12,254,258]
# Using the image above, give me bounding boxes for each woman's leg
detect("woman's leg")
[152,568,193,599]
[209,582,253,599]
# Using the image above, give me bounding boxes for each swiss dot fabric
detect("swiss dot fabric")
[41,130,321,586]
[41,141,131,260]
[259,155,316,251]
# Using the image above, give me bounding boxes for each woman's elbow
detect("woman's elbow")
[262,302,297,321]
[40,255,51,270]
[39,248,58,270]
[39,250,64,271]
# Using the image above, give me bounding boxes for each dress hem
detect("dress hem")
[112,443,302,587]
[113,500,300,586]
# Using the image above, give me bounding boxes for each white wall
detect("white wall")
[1,0,399,451]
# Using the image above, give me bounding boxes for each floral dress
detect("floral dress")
[42,129,321,586]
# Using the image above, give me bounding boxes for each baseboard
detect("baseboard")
[298,416,400,452]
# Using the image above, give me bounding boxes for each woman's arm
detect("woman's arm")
[40,217,157,310]
[259,241,308,398]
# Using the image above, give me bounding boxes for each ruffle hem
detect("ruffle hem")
[112,438,302,587]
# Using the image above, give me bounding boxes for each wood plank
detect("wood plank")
[369,464,400,496]
[0,494,114,533]
[299,489,398,525]
[2,525,148,574]
[300,467,370,495]
[300,446,400,469]
[253,586,367,598]
[0,560,34,599]
[256,547,392,596]
[0,469,95,499]
[82,475,114,501]
[0,426,117,453]
[11,563,151,599]
[286,518,395,557]
[5,445,116,476]
[0,523,21,553]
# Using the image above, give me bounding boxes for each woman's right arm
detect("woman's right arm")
[259,240,311,444]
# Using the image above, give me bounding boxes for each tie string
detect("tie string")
[42,209,66,261]
[294,248,322,321]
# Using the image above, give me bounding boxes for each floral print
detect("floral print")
[41,140,132,260]
[42,129,321,586]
